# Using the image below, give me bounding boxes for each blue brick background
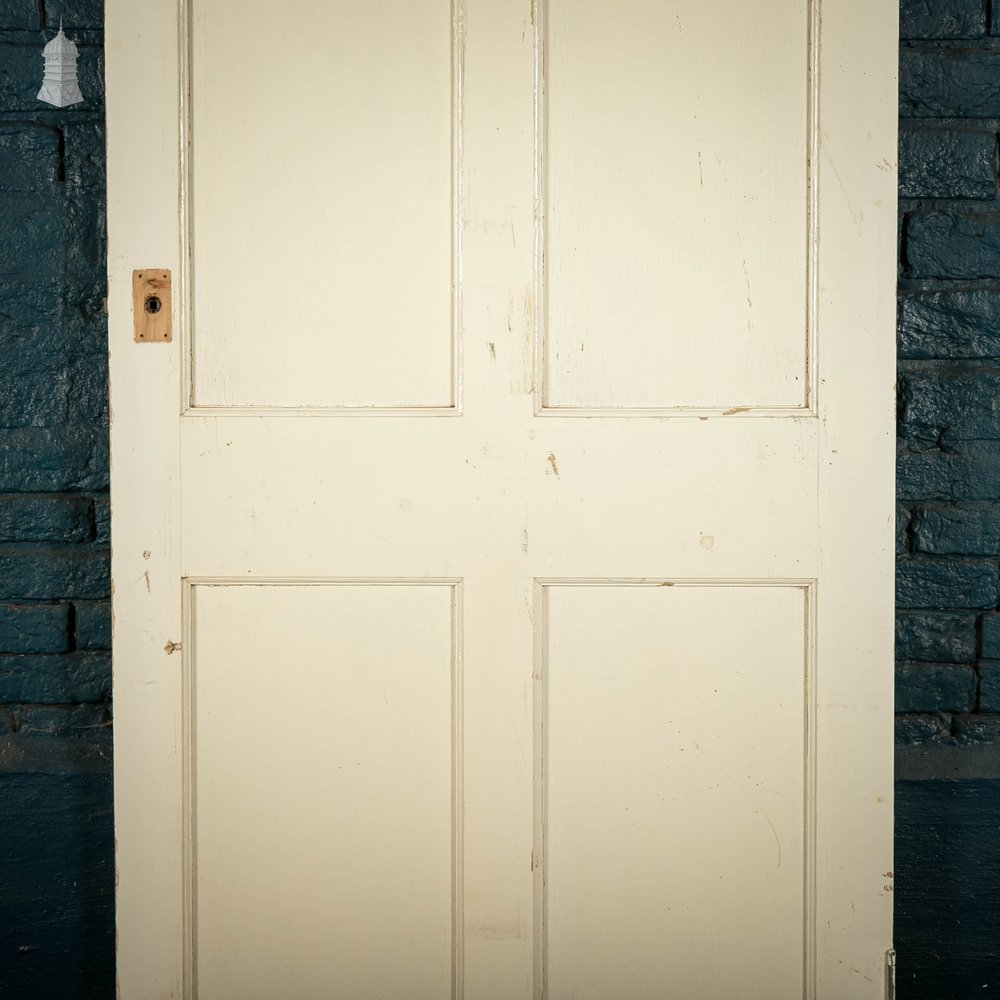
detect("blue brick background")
[898,1,1000,996]
[0,1,113,997]
[897,6,1000,758]
[3,0,1000,996]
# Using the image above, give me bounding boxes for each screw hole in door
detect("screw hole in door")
[145,295,162,315]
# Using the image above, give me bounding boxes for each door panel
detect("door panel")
[191,583,458,1000]
[190,0,457,409]
[543,0,810,411]
[107,1,897,997]
[541,583,808,1000]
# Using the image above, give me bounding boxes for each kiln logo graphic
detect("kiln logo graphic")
[38,21,83,108]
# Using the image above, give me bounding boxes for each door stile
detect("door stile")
[108,0,186,994]
[813,0,897,993]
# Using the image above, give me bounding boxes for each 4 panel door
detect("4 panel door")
[107,1,897,997]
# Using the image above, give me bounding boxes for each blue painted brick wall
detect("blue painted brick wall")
[897,0,1000,758]
[898,2,1000,996]
[0,1,113,997]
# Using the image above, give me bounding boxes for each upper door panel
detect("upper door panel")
[189,0,458,410]
[540,0,813,413]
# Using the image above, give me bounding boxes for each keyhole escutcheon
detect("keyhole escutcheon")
[133,268,172,342]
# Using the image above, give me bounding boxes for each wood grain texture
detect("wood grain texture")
[132,269,171,343]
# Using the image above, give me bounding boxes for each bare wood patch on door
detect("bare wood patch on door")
[132,269,172,343]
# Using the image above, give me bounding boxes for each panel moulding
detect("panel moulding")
[179,577,465,999]
[531,0,821,418]
[178,1,465,415]
[530,578,818,999]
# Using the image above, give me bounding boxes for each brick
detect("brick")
[62,280,107,353]
[0,280,107,360]
[0,603,69,654]
[0,1,40,30]
[0,495,91,543]
[898,211,905,281]
[9,704,110,739]
[0,370,70,429]
[896,713,950,745]
[906,212,1000,279]
[0,194,67,285]
[92,496,108,544]
[900,48,1000,118]
[65,193,105,279]
[900,0,987,38]
[0,429,108,492]
[896,662,977,712]
[898,443,1000,501]
[62,121,104,191]
[0,547,109,601]
[913,503,1000,554]
[981,613,1000,656]
[0,125,61,192]
[67,351,107,425]
[44,1,106,35]
[952,713,1000,742]
[0,651,108,703]
[896,558,998,608]
[73,601,109,651]
[900,366,1000,445]
[897,503,911,556]
[899,290,1000,360]
[899,128,996,199]
[0,282,101,373]
[0,283,66,375]
[896,611,977,661]
[980,660,1000,709]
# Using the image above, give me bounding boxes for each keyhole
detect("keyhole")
[145,295,162,315]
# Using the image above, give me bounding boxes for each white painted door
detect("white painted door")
[107,2,898,998]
